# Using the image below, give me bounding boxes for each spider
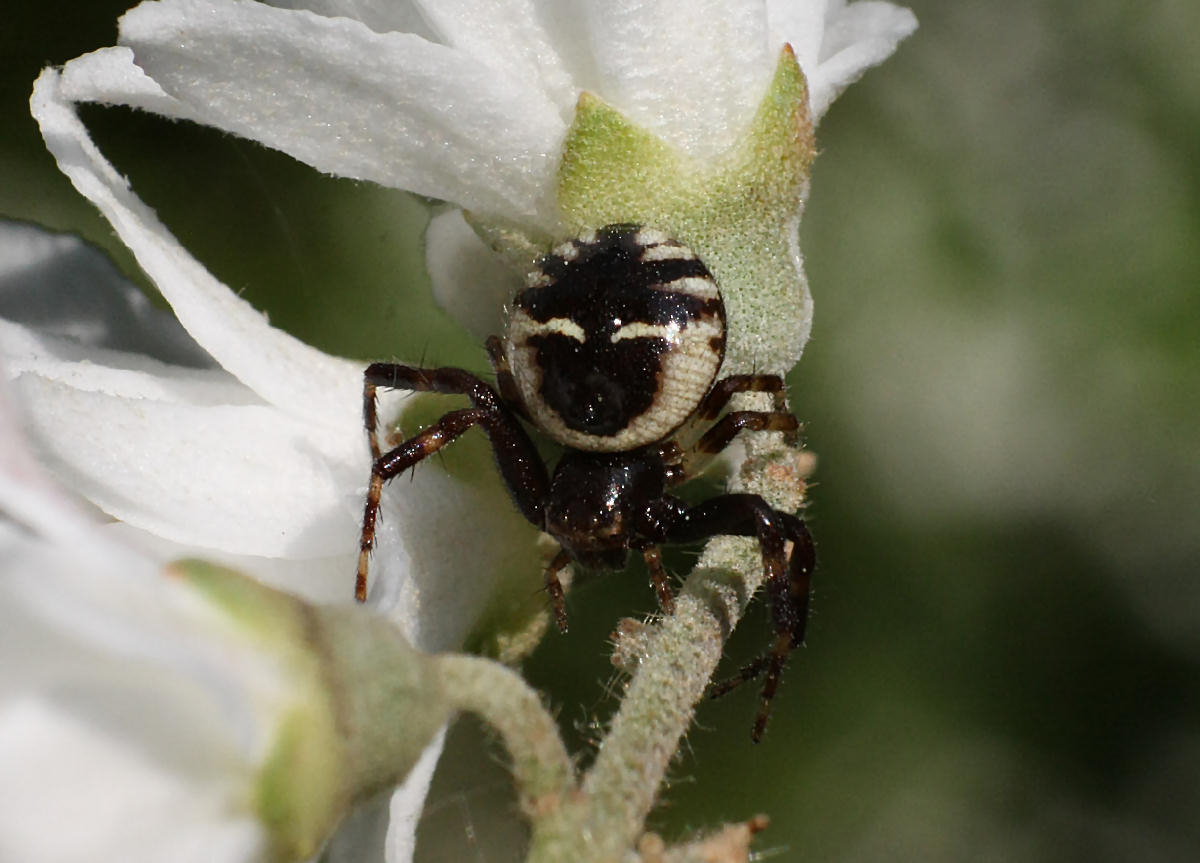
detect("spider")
[355,224,815,741]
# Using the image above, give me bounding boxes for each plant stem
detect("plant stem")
[436,653,575,815]
[527,538,764,861]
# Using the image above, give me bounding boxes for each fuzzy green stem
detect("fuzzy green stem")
[527,544,763,861]
[437,654,576,815]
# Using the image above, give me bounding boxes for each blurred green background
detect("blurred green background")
[4,1,1198,860]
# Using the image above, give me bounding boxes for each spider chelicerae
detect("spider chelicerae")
[355,224,814,741]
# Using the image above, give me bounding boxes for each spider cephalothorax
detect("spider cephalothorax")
[355,224,814,741]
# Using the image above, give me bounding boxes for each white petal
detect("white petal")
[368,451,542,652]
[11,366,535,651]
[425,209,520,341]
[115,0,565,222]
[413,0,578,118]
[385,727,447,863]
[0,354,92,539]
[0,221,211,367]
[0,477,438,863]
[805,1,918,119]
[31,66,363,429]
[0,508,298,761]
[766,0,829,79]
[58,46,193,118]
[318,725,445,863]
[0,699,265,863]
[111,468,534,656]
[0,319,254,406]
[268,0,438,41]
[13,372,361,559]
[106,520,355,603]
[0,521,273,859]
[579,0,774,159]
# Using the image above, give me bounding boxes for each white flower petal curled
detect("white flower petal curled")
[117,0,566,222]
[27,71,513,651]
[268,0,437,41]
[59,46,191,119]
[769,0,918,118]
[425,208,522,341]
[32,65,362,427]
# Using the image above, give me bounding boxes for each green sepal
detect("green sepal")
[169,559,449,862]
[555,46,817,374]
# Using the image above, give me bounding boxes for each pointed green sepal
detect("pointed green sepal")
[556,46,816,373]
[169,560,448,862]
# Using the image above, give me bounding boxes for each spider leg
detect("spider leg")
[678,408,799,480]
[357,363,550,602]
[543,547,572,633]
[358,407,491,599]
[667,494,815,742]
[485,335,529,420]
[641,546,676,616]
[675,374,799,479]
[696,374,788,421]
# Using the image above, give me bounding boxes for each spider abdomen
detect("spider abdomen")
[507,225,726,452]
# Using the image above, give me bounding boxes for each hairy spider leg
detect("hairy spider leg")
[667,494,815,742]
[484,335,529,420]
[695,374,789,422]
[684,411,799,473]
[356,362,550,602]
[641,546,676,616]
[543,547,572,633]
[676,374,800,478]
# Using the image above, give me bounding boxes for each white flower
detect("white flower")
[0,392,446,863]
[22,0,916,624]
[9,0,915,859]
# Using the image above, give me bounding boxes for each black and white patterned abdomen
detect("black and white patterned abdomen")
[506,225,726,452]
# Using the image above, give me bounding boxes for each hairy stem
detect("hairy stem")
[527,538,765,861]
[436,654,575,814]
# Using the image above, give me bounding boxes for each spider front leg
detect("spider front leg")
[679,374,800,478]
[668,494,816,741]
[356,362,549,602]
[695,373,790,422]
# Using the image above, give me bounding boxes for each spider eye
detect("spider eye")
[505,225,726,452]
